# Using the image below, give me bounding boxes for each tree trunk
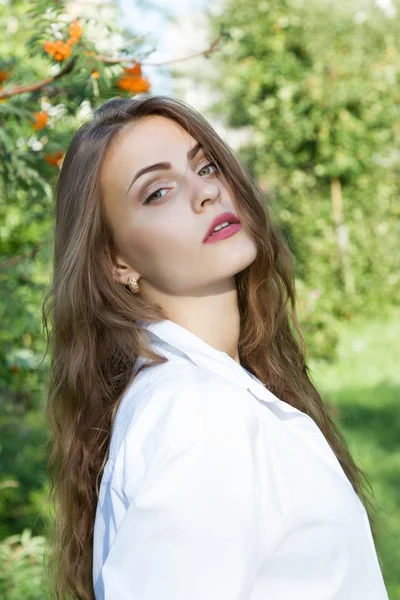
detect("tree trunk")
[331,177,355,295]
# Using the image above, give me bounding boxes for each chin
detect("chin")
[230,236,258,267]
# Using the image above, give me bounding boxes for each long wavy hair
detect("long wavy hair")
[42,94,380,599]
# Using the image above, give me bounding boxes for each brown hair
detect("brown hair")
[42,95,379,599]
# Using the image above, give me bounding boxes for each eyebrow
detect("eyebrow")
[125,142,203,195]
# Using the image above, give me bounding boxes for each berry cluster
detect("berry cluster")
[45,151,65,167]
[43,40,72,62]
[32,111,49,131]
[68,19,83,45]
[43,19,83,62]
[116,64,150,94]
[0,69,9,99]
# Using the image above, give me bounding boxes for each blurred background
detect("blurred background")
[0,0,399,597]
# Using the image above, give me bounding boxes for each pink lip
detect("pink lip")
[203,223,242,243]
[203,211,241,242]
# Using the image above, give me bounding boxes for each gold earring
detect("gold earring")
[127,275,140,293]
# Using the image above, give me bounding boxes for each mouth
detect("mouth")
[203,211,241,243]
[203,221,242,244]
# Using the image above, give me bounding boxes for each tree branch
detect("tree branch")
[0,57,77,99]
[0,33,222,100]
[97,34,222,66]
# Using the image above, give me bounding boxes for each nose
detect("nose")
[192,171,221,209]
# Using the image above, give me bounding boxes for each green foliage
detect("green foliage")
[0,529,50,600]
[0,0,152,551]
[310,313,400,598]
[0,404,50,539]
[204,0,400,358]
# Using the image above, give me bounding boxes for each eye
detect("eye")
[199,162,219,176]
[142,162,220,205]
[143,187,168,205]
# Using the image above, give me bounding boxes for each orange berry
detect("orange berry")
[43,41,54,54]
[0,70,9,82]
[117,74,150,93]
[133,77,151,93]
[91,70,100,79]
[124,63,142,77]
[44,39,72,61]
[116,76,132,91]
[68,19,83,44]
[45,150,64,167]
[32,111,49,131]
[116,63,150,93]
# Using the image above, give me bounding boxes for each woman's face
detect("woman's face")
[100,115,257,296]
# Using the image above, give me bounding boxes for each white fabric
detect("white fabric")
[93,318,388,599]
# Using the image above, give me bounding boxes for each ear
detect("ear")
[111,252,141,286]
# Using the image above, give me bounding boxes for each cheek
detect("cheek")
[122,217,195,268]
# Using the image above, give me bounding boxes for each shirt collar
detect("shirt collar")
[137,318,302,417]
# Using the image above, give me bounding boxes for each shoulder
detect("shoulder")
[110,363,258,485]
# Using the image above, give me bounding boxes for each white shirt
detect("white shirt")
[93,318,389,599]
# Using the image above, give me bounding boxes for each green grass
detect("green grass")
[309,316,400,600]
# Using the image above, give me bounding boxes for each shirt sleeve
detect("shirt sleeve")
[97,376,264,600]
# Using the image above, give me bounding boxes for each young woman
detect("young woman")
[43,95,388,600]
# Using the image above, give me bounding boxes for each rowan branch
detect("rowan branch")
[0,33,222,100]
[0,56,77,99]
[97,34,222,66]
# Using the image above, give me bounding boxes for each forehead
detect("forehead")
[102,115,199,182]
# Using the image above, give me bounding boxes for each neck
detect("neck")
[142,278,241,363]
